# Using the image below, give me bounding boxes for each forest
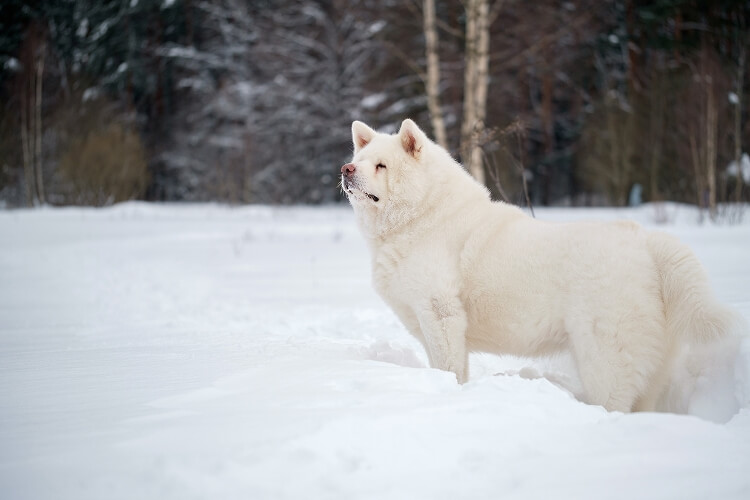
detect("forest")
[0,0,748,214]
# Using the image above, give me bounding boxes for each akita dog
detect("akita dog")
[342,118,738,413]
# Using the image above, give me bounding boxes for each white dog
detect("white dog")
[341,118,739,413]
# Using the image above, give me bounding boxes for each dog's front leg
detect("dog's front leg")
[417,296,469,384]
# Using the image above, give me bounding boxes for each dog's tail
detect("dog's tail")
[647,232,738,342]
[646,232,747,421]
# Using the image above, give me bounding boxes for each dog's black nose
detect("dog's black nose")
[341,163,356,176]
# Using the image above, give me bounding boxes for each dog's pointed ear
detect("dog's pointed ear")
[398,119,426,158]
[352,121,376,153]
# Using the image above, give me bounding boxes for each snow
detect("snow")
[727,153,750,183]
[82,87,101,102]
[361,93,387,110]
[3,57,20,71]
[77,18,89,38]
[1,202,749,499]
[90,20,111,43]
[368,20,387,35]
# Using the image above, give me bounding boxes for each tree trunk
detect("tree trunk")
[648,60,665,201]
[20,78,35,206]
[605,96,622,205]
[18,22,46,207]
[705,55,717,219]
[461,0,477,171]
[460,0,489,185]
[540,71,554,205]
[689,132,705,217]
[473,0,489,180]
[34,43,46,205]
[734,41,745,203]
[423,0,448,150]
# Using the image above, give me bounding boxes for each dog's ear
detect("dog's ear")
[352,121,376,153]
[398,119,426,159]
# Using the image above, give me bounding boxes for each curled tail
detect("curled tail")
[647,232,737,342]
[645,232,747,421]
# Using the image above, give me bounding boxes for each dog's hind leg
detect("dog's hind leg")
[568,313,667,413]
[632,341,679,412]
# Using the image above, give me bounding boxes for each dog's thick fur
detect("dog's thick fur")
[342,119,737,412]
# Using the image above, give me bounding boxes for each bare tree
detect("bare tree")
[705,58,718,219]
[732,34,746,204]
[17,22,47,206]
[460,0,490,184]
[686,44,722,220]
[646,56,667,202]
[423,0,448,150]
[33,35,45,205]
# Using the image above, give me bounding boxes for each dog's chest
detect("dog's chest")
[370,243,419,306]
[371,249,402,298]
[369,247,426,338]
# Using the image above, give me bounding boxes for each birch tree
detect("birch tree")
[423,0,448,150]
[460,0,490,184]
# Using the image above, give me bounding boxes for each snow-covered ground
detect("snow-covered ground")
[1,202,749,500]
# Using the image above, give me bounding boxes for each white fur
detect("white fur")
[343,119,739,413]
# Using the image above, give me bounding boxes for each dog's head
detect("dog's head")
[341,119,433,233]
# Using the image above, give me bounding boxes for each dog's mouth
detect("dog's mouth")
[343,178,379,202]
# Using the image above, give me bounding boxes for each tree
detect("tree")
[244,0,388,203]
[460,0,490,185]
[0,0,746,209]
[730,10,747,205]
[16,21,47,206]
[423,0,448,150]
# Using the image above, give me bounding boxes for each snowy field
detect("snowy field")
[1,202,749,500]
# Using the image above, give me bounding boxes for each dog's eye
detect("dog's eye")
[376,163,387,170]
